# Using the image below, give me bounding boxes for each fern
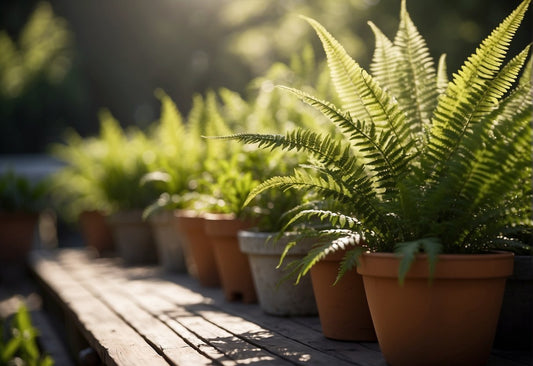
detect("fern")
[216,0,532,281]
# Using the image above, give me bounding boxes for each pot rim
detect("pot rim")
[357,251,514,279]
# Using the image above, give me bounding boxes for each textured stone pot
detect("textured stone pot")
[310,248,376,341]
[238,230,317,316]
[0,212,38,263]
[204,213,256,303]
[149,210,186,272]
[495,255,533,350]
[357,251,514,366]
[79,210,114,257]
[173,210,220,287]
[107,210,157,265]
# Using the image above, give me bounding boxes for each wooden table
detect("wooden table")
[29,249,530,366]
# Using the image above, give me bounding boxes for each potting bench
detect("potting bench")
[29,249,530,366]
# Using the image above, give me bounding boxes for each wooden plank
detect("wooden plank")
[66,255,293,366]
[100,262,370,366]
[64,262,225,366]
[31,249,530,366]
[30,252,170,366]
[59,250,385,365]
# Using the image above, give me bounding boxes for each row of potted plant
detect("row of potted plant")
[215,0,532,364]
[2,1,530,364]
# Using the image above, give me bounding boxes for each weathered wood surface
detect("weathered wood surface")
[29,249,531,366]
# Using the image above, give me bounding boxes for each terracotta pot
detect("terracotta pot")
[204,213,256,303]
[310,248,376,341]
[357,251,514,366]
[174,210,220,287]
[107,210,157,265]
[238,230,317,316]
[149,210,186,272]
[79,210,114,257]
[495,255,533,350]
[0,212,39,263]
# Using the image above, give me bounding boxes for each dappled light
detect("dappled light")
[0,1,531,365]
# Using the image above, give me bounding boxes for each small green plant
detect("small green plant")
[145,47,331,227]
[0,169,49,213]
[0,304,54,366]
[220,0,532,282]
[51,110,158,218]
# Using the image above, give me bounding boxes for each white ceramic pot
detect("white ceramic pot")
[149,210,186,272]
[238,230,317,316]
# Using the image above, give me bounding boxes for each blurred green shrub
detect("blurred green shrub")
[0,1,90,154]
[0,169,49,213]
[0,304,54,366]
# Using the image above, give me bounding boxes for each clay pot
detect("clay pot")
[0,212,39,263]
[495,255,533,350]
[310,248,376,341]
[173,210,220,287]
[204,213,256,303]
[107,210,157,265]
[149,210,186,272]
[357,251,514,366]
[238,230,317,316]
[79,210,114,257]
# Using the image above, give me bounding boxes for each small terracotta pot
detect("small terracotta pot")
[174,210,220,287]
[238,230,317,316]
[204,213,256,303]
[79,210,114,257]
[310,248,376,341]
[0,212,39,263]
[149,210,186,272]
[107,210,157,265]
[357,251,514,366]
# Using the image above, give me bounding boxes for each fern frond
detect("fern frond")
[393,0,438,143]
[301,16,372,123]
[395,237,441,285]
[335,245,365,284]
[303,17,417,160]
[436,54,449,94]
[243,171,352,208]
[472,45,531,122]
[368,21,399,94]
[426,0,530,175]
[211,128,362,178]
[280,86,413,192]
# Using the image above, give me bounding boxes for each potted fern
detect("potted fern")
[50,132,115,257]
[90,111,159,265]
[222,0,531,364]
[141,89,201,273]
[0,169,49,263]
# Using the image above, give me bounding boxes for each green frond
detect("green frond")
[186,93,206,141]
[395,237,441,285]
[212,128,360,177]
[437,54,449,94]
[284,209,363,232]
[284,236,363,284]
[335,244,365,284]
[368,21,399,94]
[393,0,438,143]
[303,19,419,160]
[243,171,352,208]
[280,86,414,192]
[426,0,530,174]
[472,45,531,122]
[301,16,372,123]
[495,54,532,122]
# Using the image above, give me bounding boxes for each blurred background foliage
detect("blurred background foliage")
[0,0,530,154]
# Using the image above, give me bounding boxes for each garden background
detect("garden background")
[0,0,530,155]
